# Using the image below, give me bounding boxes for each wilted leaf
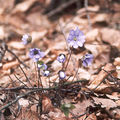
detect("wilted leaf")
[88,63,115,92]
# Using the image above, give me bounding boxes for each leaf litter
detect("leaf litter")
[0,0,120,120]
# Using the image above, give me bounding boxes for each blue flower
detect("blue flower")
[29,48,44,62]
[22,34,32,45]
[82,54,93,67]
[42,70,50,77]
[58,70,66,79]
[67,27,85,49]
[57,54,66,63]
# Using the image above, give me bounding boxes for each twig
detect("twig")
[58,21,70,53]
[0,79,88,91]
[64,50,72,71]
[92,68,117,91]
[7,48,29,68]
[19,65,33,87]
[0,79,88,112]
[84,0,92,30]
[72,112,87,119]
[0,90,35,112]
[14,74,29,88]
[47,0,78,17]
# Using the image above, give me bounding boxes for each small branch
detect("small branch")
[19,65,32,87]
[0,90,35,112]
[14,74,29,88]
[0,79,88,112]
[64,50,72,71]
[0,79,88,91]
[7,48,29,68]
[84,0,92,30]
[47,0,78,17]
[58,21,70,53]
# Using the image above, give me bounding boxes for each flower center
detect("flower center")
[34,50,38,55]
[73,37,77,41]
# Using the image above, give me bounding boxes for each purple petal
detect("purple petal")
[69,30,75,36]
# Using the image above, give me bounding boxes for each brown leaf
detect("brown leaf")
[12,0,37,14]
[0,0,14,14]
[18,98,29,107]
[16,108,39,120]
[86,29,100,42]
[93,97,117,109]
[8,41,25,50]
[88,63,115,92]
[0,113,5,120]
[49,108,68,120]
[42,96,54,114]
[101,28,120,50]
[71,100,92,116]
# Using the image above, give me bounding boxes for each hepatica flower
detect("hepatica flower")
[29,48,45,62]
[82,54,93,67]
[22,34,32,45]
[58,70,66,79]
[67,27,85,49]
[57,54,66,63]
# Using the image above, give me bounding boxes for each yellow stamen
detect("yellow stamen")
[74,37,77,41]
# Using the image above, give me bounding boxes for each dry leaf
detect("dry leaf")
[42,96,54,113]
[88,63,115,92]
[8,41,25,50]
[49,108,68,120]
[0,0,14,14]
[86,29,100,42]
[16,108,39,120]
[12,0,37,14]
[101,28,120,50]
[18,98,29,107]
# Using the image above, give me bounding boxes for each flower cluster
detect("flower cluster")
[37,61,50,77]
[22,27,93,80]
[67,27,85,49]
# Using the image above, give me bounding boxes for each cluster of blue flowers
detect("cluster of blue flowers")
[22,27,93,80]
[22,34,49,76]
[66,27,93,68]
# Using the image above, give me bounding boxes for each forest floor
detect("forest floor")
[0,0,120,120]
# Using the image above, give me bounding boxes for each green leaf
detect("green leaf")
[60,103,75,117]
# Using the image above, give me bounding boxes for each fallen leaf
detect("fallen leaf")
[88,63,115,92]
[12,0,37,14]
[42,96,54,113]
[86,29,100,42]
[8,41,25,50]
[16,108,39,120]
[18,98,29,107]
[101,28,120,50]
